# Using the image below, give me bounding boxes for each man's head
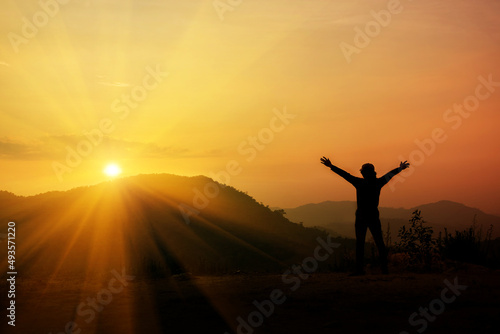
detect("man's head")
[360,163,376,179]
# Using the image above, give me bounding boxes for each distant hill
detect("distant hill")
[0,190,18,201]
[0,174,334,278]
[283,200,500,239]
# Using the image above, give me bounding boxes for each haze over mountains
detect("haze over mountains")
[283,200,500,240]
[0,174,337,278]
[1,173,498,280]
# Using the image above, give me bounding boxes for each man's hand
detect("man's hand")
[320,156,333,168]
[399,160,410,170]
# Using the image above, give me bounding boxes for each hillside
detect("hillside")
[284,200,500,239]
[0,174,334,278]
[1,178,499,334]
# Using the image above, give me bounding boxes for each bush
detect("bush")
[391,211,499,271]
[395,210,440,271]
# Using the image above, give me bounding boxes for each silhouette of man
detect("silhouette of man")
[320,157,410,275]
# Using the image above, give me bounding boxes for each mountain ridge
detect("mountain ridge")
[283,200,500,239]
[0,173,339,278]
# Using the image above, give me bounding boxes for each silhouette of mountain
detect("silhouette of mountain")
[283,200,500,239]
[0,190,18,201]
[0,174,333,278]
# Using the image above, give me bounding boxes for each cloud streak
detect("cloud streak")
[0,136,190,160]
[98,81,131,87]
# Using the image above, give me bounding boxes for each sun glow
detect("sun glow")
[103,164,122,178]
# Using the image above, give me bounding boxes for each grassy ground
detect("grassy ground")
[1,265,499,334]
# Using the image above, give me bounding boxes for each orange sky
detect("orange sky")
[1,0,500,215]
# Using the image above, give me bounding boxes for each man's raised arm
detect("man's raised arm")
[320,156,357,184]
[380,160,410,185]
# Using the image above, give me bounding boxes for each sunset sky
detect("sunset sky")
[1,0,499,215]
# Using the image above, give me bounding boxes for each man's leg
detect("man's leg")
[369,218,388,274]
[354,218,368,274]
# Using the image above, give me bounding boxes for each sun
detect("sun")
[103,163,122,178]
